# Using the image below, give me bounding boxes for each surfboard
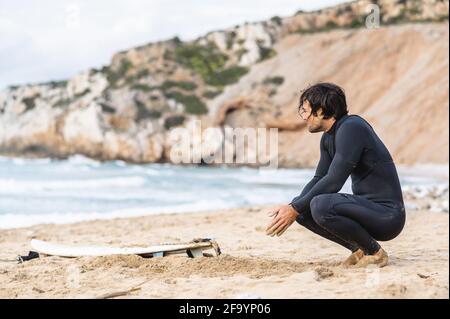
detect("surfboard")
[30,238,221,258]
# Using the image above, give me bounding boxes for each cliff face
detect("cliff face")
[219,22,449,167]
[0,0,448,166]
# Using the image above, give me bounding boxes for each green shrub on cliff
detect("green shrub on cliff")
[258,47,277,62]
[203,90,222,99]
[226,31,237,50]
[53,98,72,108]
[236,48,249,61]
[164,91,208,115]
[74,88,91,98]
[270,16,283,26]
[131,83,154,92]
[99,102,116,114]
[22,97,36,112]
[135,69,150,79]
[263,76,284,86]
[161,80,197,91]
[172,42,227,82]
[135,99,161,121]
[164,115,186,129]
[214,66,249,85]
[347,16,365,29]
[102,58,133,87]
[48,80,68,88]
[166,42,248,88]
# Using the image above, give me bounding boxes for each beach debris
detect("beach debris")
[0,251,40,264]
[417,272,437,279]
[95,287,142,299]
[403,185,449,200]
[402,184,449,213]
[94,279,151,299]
[17,251,40,263]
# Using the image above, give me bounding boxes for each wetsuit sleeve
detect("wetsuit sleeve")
[289,135,331,207]
[290,121,366,213]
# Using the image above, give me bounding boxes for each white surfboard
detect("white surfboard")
[30,238,221,258]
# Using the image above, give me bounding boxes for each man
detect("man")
[266,83,406,267]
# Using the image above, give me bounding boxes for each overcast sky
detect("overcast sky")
[0,0,347,89]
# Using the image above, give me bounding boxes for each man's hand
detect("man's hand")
[266,204,300,237]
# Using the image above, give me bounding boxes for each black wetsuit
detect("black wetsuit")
[290,114,406,254]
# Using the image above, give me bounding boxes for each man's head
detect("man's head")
[298,82,348,133]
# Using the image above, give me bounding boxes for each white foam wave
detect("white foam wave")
[0,198,236,229]
[0,176,147,193]
[66,155,101,166]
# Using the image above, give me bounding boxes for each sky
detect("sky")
[0,0,347,89]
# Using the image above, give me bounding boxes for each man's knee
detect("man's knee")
[310,194,335,226]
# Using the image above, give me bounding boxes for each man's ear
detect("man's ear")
[316,107,324,118]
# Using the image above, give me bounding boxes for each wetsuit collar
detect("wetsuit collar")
[325,114,349,135]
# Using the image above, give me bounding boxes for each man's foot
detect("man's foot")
[354,248,389,268]
[342,249,365,267]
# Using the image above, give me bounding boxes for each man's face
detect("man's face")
[298,100,326,133]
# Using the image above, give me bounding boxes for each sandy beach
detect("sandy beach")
[0,0,448,301]
[0,197,448,299]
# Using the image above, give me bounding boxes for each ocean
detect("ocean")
[0,155,446,229]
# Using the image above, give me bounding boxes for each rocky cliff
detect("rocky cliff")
[1,0,448,167]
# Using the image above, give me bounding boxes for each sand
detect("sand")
[0,203,448,299]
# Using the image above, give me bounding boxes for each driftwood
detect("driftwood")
[95,287,142,299]
[95,279,151,299]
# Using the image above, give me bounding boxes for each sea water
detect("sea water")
[0,155,446,229]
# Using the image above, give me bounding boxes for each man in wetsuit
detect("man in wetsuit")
[266,83,406,267]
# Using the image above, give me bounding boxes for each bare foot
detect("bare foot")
[354,248,389,268]
[342,249,364,267]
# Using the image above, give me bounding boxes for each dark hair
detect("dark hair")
[299,82,348,120]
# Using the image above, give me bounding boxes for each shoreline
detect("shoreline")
[0,204,448,299]
[1,181,448,230]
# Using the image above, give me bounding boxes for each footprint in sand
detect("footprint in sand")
[314,267,334,281]
[381,283,408,297]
